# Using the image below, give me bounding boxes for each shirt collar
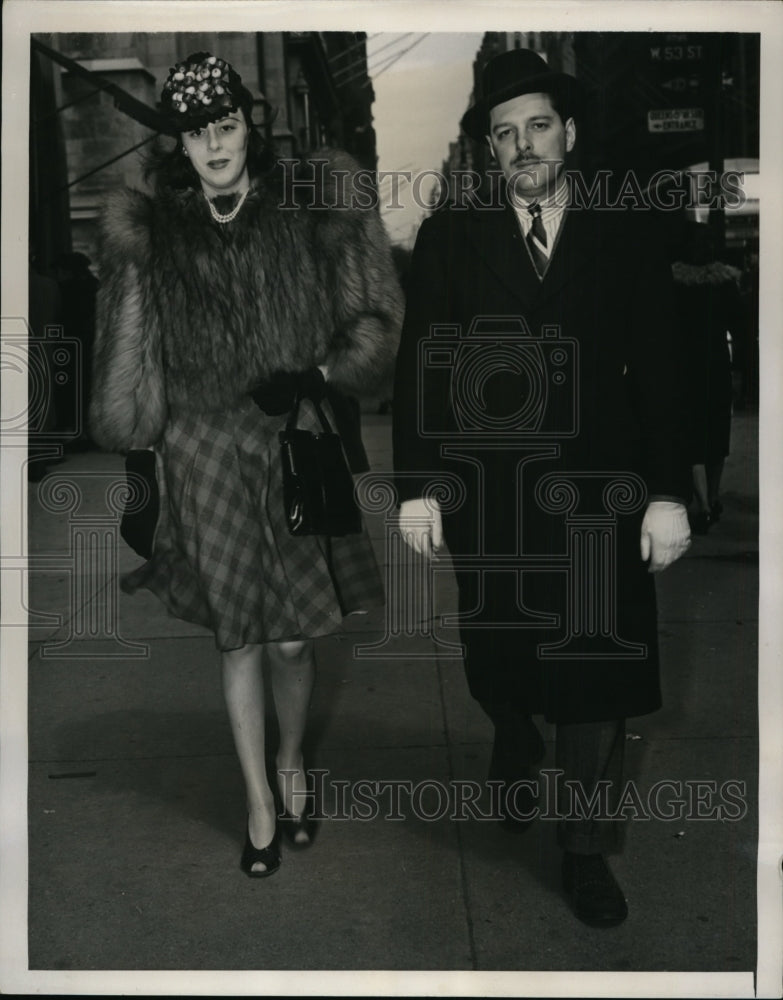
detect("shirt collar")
[511,174,567,211]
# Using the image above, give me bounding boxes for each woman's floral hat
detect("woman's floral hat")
[159,51,252,132]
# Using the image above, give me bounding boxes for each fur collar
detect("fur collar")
[91,150,403,450]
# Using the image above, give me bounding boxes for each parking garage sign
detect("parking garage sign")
[647,108,705,132]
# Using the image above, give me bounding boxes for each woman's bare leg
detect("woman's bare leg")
[221,643,276,872]
[268,639,316,828]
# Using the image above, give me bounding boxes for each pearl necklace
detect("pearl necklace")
[206,188,249,224]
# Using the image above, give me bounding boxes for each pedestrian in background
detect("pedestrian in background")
[737,237,759,410]
[672,222,745,533]
[90,52,403,877]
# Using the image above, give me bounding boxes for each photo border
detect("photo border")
[2,2,781,996]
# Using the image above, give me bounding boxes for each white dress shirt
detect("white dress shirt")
[511,177,569,259]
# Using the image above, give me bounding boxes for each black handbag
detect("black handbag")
[279,395,362,536]
[120,449,159,559]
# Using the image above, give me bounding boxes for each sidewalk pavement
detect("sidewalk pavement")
[22,411,758,976]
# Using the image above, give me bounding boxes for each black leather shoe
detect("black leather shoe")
[276,768,319,849]
[279,807,318,850]
[240,821,281,879]
[561,851,628,927]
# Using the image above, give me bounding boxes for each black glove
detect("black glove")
[251,367,326,415]
[297,366,327,402]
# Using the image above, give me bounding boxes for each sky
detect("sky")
[368,32,484,247]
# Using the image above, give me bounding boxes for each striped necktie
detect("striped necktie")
[526,201,548,279]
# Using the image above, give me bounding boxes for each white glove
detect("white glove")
[640,501,691,573]
[398,497,443,558]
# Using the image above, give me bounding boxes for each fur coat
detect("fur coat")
[90,149,404,452]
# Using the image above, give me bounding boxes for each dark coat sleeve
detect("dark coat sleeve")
[391,213,454,504]
[625,214,693,503]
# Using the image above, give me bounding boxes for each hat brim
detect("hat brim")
[159,97,242,137]
[461,71,582,142]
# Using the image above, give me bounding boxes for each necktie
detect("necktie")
[526,201,548,279]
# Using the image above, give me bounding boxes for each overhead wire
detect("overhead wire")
[339,34,430,89]
[333,32,415,84]
[365,32,416,64]
[326,32,380,65]
[333,33,413,79]
[338,33,431,90]
[359,33,431,89]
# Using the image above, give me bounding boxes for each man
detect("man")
[392,49,691,927]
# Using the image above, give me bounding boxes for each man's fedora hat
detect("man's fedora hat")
[461,48,583,141]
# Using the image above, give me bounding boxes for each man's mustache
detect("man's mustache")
[509,157,564,174]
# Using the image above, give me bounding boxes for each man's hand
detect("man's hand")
[398,497,443,558]
[640,501,691,573]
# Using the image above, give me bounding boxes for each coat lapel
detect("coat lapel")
[536,206,598,307]
[468,202,542,308]
[467,198,600,312]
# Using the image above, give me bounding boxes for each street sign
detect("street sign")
[649,43,705,62]
[647,108,705,133]
[660,76,700,92]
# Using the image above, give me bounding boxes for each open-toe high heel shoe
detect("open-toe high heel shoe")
[240,820,281,878]
[277,767,319,849]
[279,805,318,850]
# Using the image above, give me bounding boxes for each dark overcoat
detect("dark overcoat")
[392,192,692,723]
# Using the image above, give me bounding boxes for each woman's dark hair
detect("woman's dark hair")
[144,105,275,193]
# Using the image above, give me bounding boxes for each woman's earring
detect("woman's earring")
[182,148,189,157]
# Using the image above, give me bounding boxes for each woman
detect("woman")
[90,52,403,877]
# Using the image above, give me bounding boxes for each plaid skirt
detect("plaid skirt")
[121,396,384,651]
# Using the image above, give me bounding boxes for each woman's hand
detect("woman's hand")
[251,367,326,414]
[298,367,326,401]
